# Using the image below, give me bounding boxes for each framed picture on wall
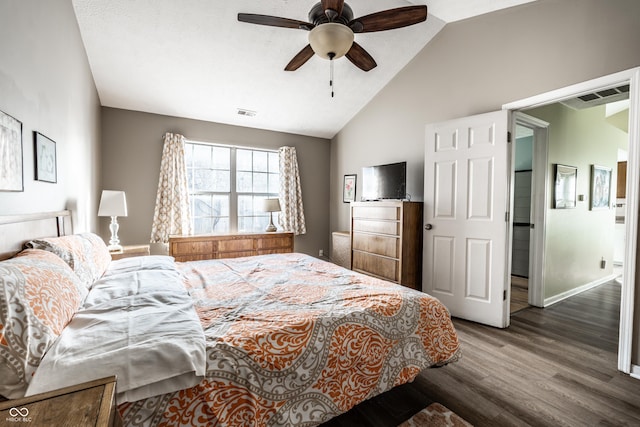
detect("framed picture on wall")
[343,174,356,203]
[34,131,57,183]
[590,164,612,210]
[0,109,23,192]
[553,164,577,209]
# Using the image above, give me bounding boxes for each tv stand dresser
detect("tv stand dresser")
[350,201,423,290]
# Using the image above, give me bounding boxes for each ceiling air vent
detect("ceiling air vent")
[561,85,630,110]
[237,108,257,117]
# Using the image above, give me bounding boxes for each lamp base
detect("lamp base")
[265,213,277,232]
[108,244,124,253]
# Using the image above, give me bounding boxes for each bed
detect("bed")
[0,211,461,426]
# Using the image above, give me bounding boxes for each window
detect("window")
[185,142,280,234]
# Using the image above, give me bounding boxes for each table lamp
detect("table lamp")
[98,190,128,252]
[261,198,281,232]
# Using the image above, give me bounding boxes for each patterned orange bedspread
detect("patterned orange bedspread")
[118,253,460,426]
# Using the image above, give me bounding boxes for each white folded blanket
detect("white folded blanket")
[27,267,205,403]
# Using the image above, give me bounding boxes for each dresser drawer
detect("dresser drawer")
[172,241,214,256]
[258,235,293,250]
[217,250,255,258]
[352,219,399,236]
[218,238,254,252]
[352,251,399,282]
[352,232,399,258]
[352,205,399,221]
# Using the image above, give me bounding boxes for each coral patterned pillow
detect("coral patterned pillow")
[0,249,87,399]
[27,233,111,287]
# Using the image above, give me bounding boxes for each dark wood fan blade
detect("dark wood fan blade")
[238,13,314,30]
[321,0,344,19]
[349,6,427,33]
[345,42,377,72]
[285,45,315,71]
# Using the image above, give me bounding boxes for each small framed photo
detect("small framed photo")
[553,164,577,209]
[343,174,356,203]
[0,109,23,192]
[34,131,57,183]
[590,164,612,210]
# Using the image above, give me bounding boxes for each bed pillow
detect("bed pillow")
[26,232,111,287]
[0,249,87,399]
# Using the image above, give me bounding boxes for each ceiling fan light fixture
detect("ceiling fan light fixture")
[308,23,354,60]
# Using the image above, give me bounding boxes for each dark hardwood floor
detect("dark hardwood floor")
[322,281,640,426]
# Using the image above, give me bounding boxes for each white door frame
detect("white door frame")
[513,113,549,308]
[503,67,640,374]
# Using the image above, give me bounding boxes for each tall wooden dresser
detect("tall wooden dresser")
[350,201,423,290]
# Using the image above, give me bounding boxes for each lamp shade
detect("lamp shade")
[308,23,354,60]
[261,198,281,213]
[98,190,128,217]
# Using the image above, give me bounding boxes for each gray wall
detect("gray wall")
[331,0,640,233]
[101,107,331,257]
[330,0,640,364]
[0,0,101,231]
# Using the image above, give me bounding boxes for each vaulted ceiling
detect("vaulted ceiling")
[72,0,537,139]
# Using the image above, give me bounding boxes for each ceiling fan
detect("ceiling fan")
[238,0,428,72]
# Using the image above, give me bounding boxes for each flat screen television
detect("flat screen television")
[361,161,406,201]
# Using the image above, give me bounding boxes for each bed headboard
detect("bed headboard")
[0,210,72,260]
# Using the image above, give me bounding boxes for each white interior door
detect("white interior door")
[423,110,511,328]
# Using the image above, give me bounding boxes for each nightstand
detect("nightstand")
[110,244,151,260]
[0,376,122,426]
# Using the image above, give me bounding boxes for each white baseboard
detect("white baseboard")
[631,364,640,380]
[543,274,617,307]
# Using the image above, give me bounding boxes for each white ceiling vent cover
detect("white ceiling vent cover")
[237,108,257,117]
[561,85,630,110]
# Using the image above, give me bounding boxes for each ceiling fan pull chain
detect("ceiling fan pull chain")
[329,52,335,98]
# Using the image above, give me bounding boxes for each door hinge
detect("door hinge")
[504,290,507,301]
[505,212,510,222]
[507,131,512,143]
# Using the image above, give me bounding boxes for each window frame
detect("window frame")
[184,140,280,234]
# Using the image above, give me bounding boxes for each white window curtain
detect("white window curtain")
[150,132,192,243]
[278,146,306,235]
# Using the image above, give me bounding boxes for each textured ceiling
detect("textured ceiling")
[72,0,537,139]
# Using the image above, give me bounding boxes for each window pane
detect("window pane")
[192,169,230,192]
[211,146,230,169]
[253,172,268,193]
[184,144,194,166]
[238,195,253,216]
[237,171,252,192]
[192,144,212,168]
[268,173,279,194]
[212,195,230,216]
[237,149,252,171]
[194,217,212,235]
[268,152,279,173]
[238,217,253,233]
[193,195,213,216]
[192,194,229,234]
[253,151,268,172]
[213,217,229,233]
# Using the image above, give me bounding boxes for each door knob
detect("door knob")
[425,224,433,230]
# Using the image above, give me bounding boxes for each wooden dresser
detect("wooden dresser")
[0,376,121,426]
[169,232,294,262]
[350,201,423,290]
